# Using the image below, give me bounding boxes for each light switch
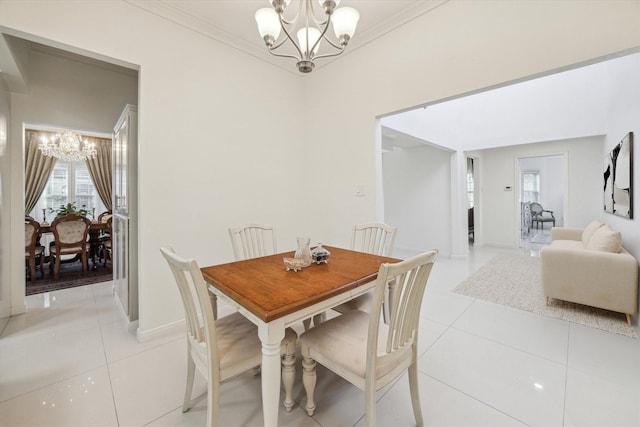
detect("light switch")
[355,185,365,196]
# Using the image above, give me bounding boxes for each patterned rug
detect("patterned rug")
[453,254,637,338]
[25,259,112,295]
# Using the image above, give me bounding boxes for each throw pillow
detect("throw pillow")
[586,224,622,253]
[582,219,604,247]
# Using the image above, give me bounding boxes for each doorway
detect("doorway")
[1,33,138,316]
[467,156,478,245]
[518,154,566,246]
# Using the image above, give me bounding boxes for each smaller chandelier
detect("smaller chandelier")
[39,130,97,162]
[255,0,360,73]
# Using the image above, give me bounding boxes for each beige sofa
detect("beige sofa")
[540,220,638,325]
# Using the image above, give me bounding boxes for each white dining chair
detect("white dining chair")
[333,222,397,314]
[228,223,321,330]
[300,250,438,427]
[228,223,277,260]
[160,246,298,427]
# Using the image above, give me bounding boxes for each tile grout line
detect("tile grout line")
[93,284,121,426]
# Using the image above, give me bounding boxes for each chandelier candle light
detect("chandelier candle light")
[39,130,97,162]
[255,0,359,73]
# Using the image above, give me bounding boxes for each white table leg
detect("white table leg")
[258,320,285,427]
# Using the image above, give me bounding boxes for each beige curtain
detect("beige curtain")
[85,137,112,210]
[24,131,57,214]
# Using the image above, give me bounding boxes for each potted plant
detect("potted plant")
[50,202,91,218]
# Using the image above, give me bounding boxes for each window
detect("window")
[522,171,540,203]
[30,160,106,222]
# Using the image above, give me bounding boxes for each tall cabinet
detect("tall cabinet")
[113,104,138,323]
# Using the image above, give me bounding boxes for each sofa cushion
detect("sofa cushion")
[586,224,622,253]
[581,220,604,247]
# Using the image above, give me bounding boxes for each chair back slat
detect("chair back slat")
[367,251,437,363]
[160,246,220,370]
[351,222,397,256]
[228,224,277,260]
[389,263,433,351]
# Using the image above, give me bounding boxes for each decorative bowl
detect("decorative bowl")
[283,257,304,272]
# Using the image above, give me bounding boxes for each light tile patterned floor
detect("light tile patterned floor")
[1,242,639,426]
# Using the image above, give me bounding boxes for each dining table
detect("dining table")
[200,245,400,427]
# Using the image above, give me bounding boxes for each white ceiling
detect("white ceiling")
[382,52,640,152]
[126,0,447,74]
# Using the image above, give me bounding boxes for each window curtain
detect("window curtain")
[24,130,57,214]
[85,137,112,210]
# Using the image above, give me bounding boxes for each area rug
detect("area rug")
[25,261,112,295]
[530,233,551,244]
[453,254,637,338]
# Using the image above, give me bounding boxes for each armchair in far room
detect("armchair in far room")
[529,202,555,229]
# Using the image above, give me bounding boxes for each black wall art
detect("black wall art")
[604,132,633,219]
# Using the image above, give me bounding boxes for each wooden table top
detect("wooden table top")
[201,246,400,323]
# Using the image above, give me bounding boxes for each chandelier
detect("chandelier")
[255,0,360,73]
[38,130,97,162]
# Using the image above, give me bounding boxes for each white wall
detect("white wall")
[520,155,565,226]
[602,54,640,254]
[0,85,10,329]
[0,0,306,338]
[476,137,603,247]
[382,144,452,256]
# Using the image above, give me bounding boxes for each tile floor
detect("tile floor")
[1,238,639,426]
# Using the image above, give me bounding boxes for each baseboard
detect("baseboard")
[11,302,27,316]
[136,301,237,343]
[137,318,184,343]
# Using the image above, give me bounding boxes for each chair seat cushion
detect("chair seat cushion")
[333,291,373,313]
[300,310,411,380]
[192,312,297,372]
[52,245,85,255]
[215,312,263,371]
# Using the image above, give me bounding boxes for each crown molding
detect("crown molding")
[126,0,448,75]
